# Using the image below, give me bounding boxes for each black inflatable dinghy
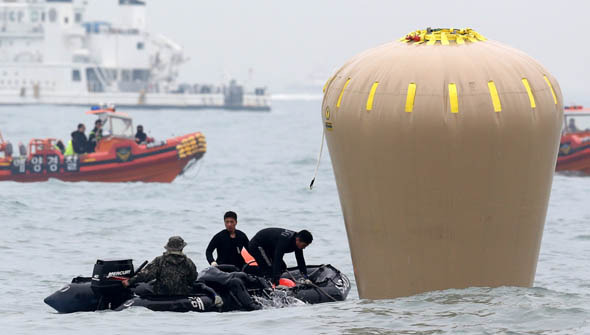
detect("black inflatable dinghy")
[44,260,350,313]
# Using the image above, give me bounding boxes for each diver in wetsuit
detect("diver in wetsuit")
[198,266,265,311]
[205,211,249,270]
[248,228,313,286]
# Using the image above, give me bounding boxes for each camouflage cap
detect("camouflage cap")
[164,236,187,252]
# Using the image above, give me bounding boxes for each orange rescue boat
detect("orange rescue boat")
[0,108,206,182]
[556,106,590,174]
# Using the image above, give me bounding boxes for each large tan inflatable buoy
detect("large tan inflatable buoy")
[322,28,563,299]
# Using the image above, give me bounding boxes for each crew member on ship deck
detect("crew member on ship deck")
[135,125,147,144]
[567,118,579,133]
[87,119,103,153]
[65,124,88,155]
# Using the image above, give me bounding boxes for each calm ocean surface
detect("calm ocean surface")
[0,100,588,334]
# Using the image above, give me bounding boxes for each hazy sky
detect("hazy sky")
[87,0,589,103]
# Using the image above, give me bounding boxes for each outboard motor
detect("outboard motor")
[91,259,135,310]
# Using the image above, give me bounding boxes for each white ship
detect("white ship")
[0,0,270,110]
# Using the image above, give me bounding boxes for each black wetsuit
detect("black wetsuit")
[205,230,249,269]
[248,228,307,285]
[198,267,263,311]
[71,131,88,154]
[135,131,147,144]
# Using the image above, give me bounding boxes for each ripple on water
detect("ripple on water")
[0,102,589,334]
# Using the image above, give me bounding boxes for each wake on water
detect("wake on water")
[253,289,305,309]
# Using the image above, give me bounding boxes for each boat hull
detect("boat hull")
[0,133,206,183]
[556,131,590,174]
[44,265,350,314]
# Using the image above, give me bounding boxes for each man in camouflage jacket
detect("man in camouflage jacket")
[123,236,197,296]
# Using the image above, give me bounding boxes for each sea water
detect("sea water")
[0,100,588,334]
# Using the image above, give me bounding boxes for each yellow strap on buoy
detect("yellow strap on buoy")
[441,32,449,45]
[487,81,502,112]
[474,32,487,41]
[521,78,536,109]
[336,78,351,108]
[366,82,379,111]
[323,75,336,93]
[543,75,557,105]
[448,83,459,114]
[400,28,486,45]
[405,83,416,113]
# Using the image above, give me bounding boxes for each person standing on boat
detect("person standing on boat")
[567,118,579,133]
[65,123,88,155]
[205,211,250,270]
[135,125,147,144]
[248,228,313,286]
[122,236,198,296]
[87,119,103,153]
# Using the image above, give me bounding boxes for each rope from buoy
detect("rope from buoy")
[309,129,325,190]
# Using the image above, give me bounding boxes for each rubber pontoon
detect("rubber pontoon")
[44,259,350,313]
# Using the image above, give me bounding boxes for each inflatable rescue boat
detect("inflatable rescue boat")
[556,106,590,174]
[44,259,350,313]
[0,108,206,182]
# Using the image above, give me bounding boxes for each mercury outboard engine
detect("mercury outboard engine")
[91,259,135,310]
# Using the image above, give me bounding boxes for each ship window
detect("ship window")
[72,70,81,82]
[108,117,133,138]
[75,13,82,23]
[9,11,15,22]
[137,42,144,50]
[122,70,131,81]
[48,9,56,23]
[41,12,45,22]
[132,69,149,82]
[64,16,69,24]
